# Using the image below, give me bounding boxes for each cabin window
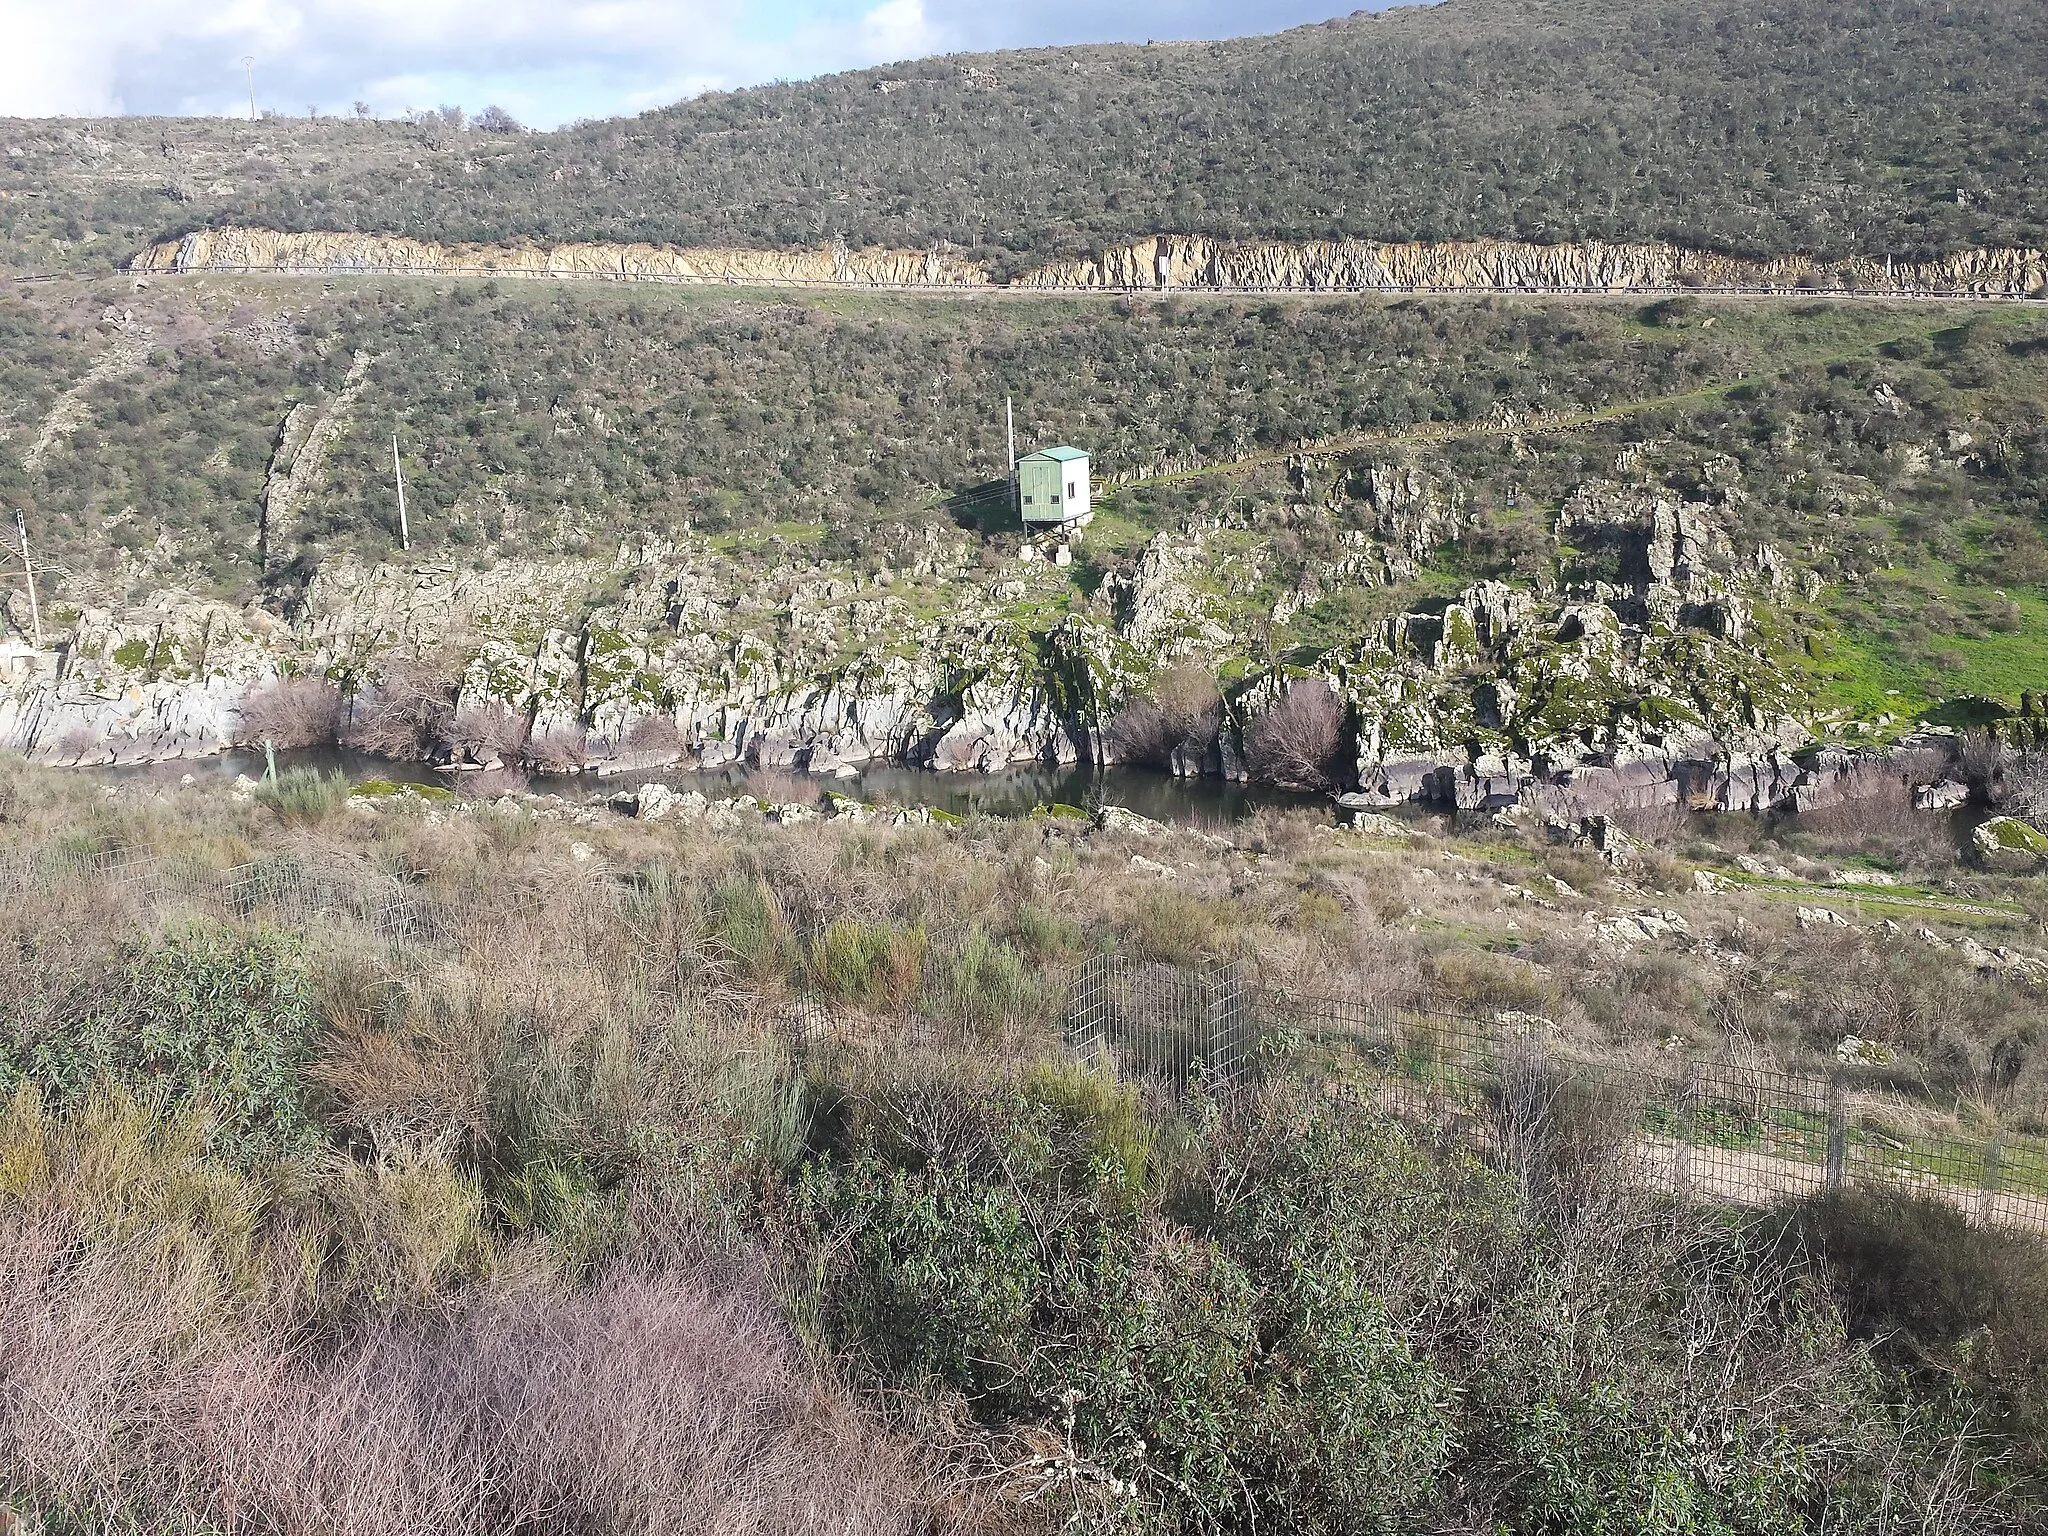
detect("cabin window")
[1023,494,1034,505]
[1067,480,1077,498]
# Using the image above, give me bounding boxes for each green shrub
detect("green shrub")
[254,767,353,824]
[705,878,795,986]
[1019,1059,1151,1204]
[926,924,1029,1028]
[1781,1190,2048,1468]
[809,919,925,1011]
[793,1070,2000,1534]
[0,925,316,1155]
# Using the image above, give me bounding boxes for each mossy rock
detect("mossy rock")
[1971,815,2048,871]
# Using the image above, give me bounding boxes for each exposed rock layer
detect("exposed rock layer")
[133,228,986,288]
[134,227,2048,298]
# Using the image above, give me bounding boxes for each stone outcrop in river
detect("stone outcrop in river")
[133,227,2048,299]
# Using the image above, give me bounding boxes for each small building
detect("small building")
[1018,446,1091,527]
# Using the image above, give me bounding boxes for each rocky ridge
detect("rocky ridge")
[133,228,2048,299]
[0,444,1962,823]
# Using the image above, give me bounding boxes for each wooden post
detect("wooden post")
[1826,1075,1847,1192]
[1674,1061,1699,1200]
[1006,395,1017,521]
[1981,1135,2003,1226]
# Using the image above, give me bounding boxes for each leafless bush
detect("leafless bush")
[1487,1046,1641,1211]
[1957,728,2006,789]
[237,678,344,748]
[346,658,458,760]
[523,724,589,773]
[621,715,685,756]
[1604,797,1691,849]
[0,1219,948,1536]
[442,701,530,764]
[1107,665,1222,768]
[1243,680,1347,793]
[1793,771,1958,871]
[747,768,815,808]
[1998,751,2048,829]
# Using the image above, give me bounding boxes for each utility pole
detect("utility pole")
[12,511,42,649]
[391,434,411,551]
[1006,394,1017,519]
[243,56,256,121]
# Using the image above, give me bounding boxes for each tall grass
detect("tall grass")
[254,767,353,824]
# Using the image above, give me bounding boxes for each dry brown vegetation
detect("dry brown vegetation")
[1242,680,1347,793]
[4,756,2048,1531]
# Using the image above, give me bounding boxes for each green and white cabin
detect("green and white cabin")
[1018,446,1091,526]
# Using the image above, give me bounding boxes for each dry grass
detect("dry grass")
[0,1086,959,1536]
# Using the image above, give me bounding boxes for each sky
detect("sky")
[0,0,1388,127]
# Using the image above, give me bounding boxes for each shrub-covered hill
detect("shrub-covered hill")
[6,0,2048,278]
[7,271,2048,724]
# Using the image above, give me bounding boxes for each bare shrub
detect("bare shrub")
[1604,796,1691,849]
[1998,751,2048,829]
[442,701,529,763]
[1958,728,2006,790]
[523,724,589,773]
[747,768,815,808]
[346,658,458,760]
[1107,665,1222,769]
[1488,1046,1640,1210]
[237,678,343,748]
[1792,770,1958,871]
[621,715,685,756]
[0,1217,948,1536]
[1243,680,1347,792]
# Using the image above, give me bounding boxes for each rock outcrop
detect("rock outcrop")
[133,227,2048,300]
[1022,234,2048,299]
[133,228,988,288]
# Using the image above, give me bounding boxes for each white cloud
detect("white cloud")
[0,0,1370,127]
[858,0,936,61]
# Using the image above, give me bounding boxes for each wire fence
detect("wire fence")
[1067,956,2048,1234]
[12,843,2044,1232]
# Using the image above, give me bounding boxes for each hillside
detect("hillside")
[6,0,2048,279]
[5,266,2047,789]
[9,11,2048,1529]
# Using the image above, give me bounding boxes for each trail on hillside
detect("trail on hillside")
[1095,313,2024,497]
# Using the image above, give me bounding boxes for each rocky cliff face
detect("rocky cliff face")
[0,522,1144,777]
[132,228,988,288]
[0,460,1855,819]
[136,226,2048,298]
[1021,235,2048,298]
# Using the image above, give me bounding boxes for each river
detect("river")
[97,748,1331,829]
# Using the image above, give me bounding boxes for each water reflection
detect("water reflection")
[93,749,1326,829]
